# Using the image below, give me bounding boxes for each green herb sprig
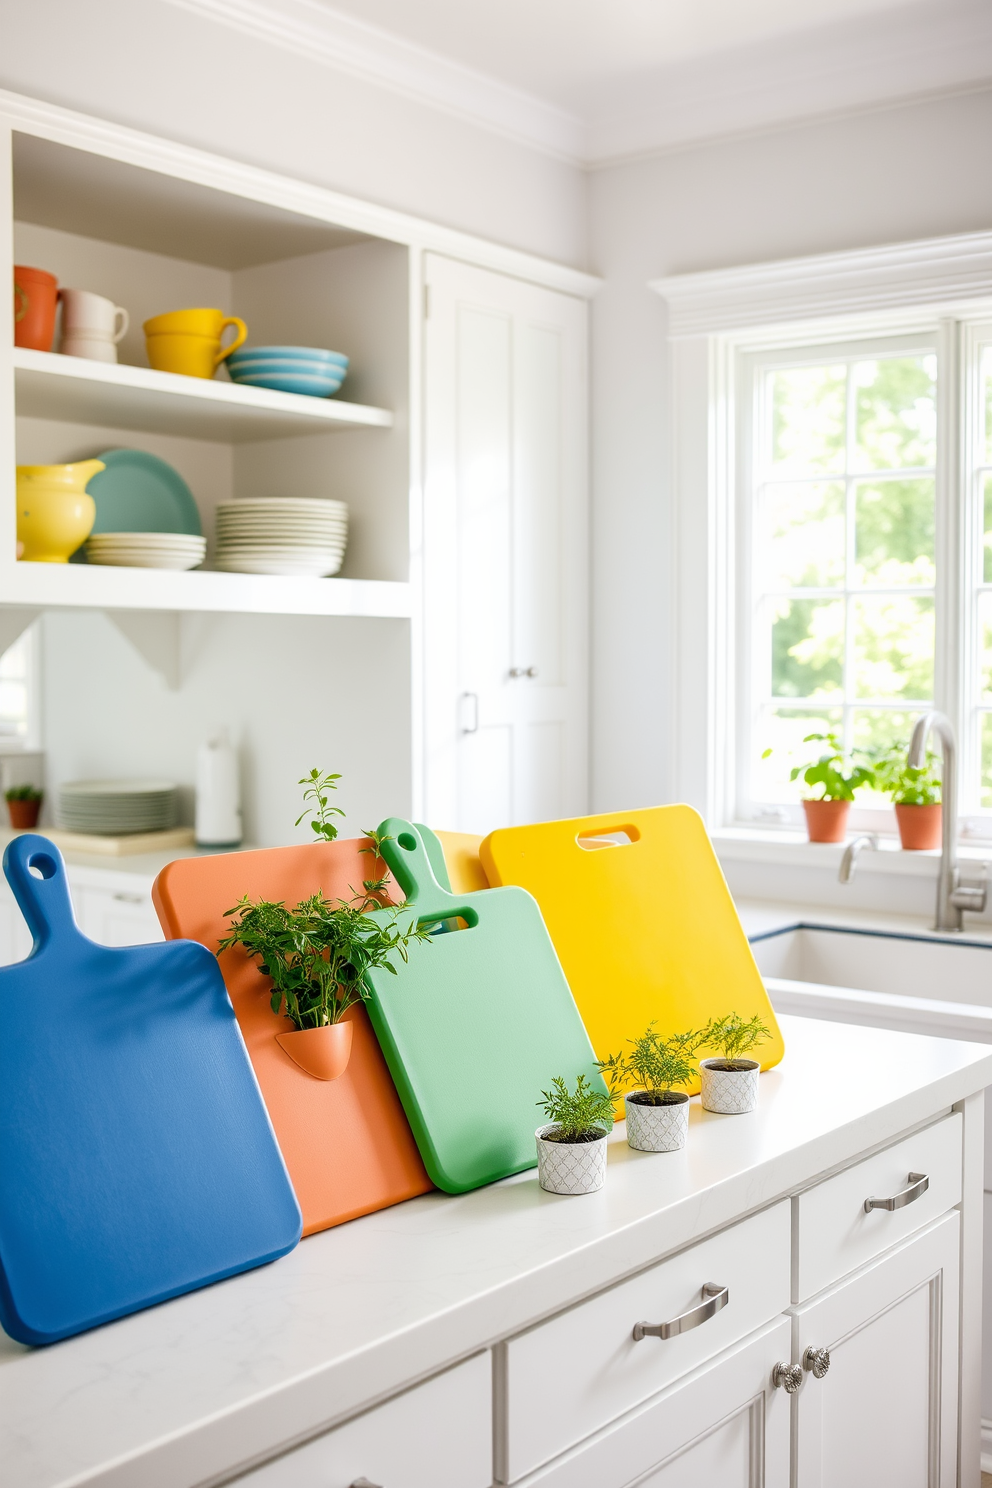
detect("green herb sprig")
[598,1023,707,1105]
[296,767,345,843]
[5,785,41,803]
[537,1074,615,1142]
[787,732,874,802]
[704,1012,772,1071]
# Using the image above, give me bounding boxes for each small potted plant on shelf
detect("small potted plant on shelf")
[699,1013,772,1115]
[535,1074,615,1194]
[218,770,432,1081]
[598,1023,706,1152]
[6,785,42,830]
[873,748,942,851]
[789,733,874,843]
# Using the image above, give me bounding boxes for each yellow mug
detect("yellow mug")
[143,307,247,379]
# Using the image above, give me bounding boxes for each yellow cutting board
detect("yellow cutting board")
[479,806,784,1092]
[433,830,488,893]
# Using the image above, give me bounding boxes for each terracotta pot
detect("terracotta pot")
[14,266,58,351]
[802,798,850,844]
[276,1020,353,1081]
[895,803,942,851]
[7,797,41,829]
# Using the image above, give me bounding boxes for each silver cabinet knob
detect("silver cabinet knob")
[509,666,538,678]
[803,1345,831,1379]
[772,1361,803,1393]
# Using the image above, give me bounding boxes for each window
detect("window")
[0,631,37,744]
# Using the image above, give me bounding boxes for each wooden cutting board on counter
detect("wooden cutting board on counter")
[362,820,605,1194]
[152,835,433,1236]
[479,806,784,1089]
[0,834,301,1346]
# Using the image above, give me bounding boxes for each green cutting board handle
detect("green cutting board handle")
[379,819,479,927]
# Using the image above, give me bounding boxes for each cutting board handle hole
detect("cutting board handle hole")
[27,852,57,880]
[398,831,419,852]
[576,828,640,851]
[419,909,479,935]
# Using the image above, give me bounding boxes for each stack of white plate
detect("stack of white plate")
[85,533,207,570]
[214,499,348,577]
[59,779,178,835]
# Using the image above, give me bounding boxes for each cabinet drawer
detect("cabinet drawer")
[524,1318,791,1488]
[795,1112,961,1302]
[502,1202,790,1482]
[228,1353,491,1487]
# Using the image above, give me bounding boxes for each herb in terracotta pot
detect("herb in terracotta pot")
[873,748,941,851]
[699,1013,771,1115]
[5,785,42,830]
[788,733,874,843]
[218,827,432,1082]
[598,1023,706,1153]
[535,1074,615,1194]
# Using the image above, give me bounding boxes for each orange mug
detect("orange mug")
[143,307,247,379]
[14,266,58,351]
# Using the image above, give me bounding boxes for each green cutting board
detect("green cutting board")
[364,819,606,1194]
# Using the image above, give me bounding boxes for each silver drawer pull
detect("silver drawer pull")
[350,1479,382,1487]
[864,1171,928,1214]
[633,1282,728,1342]
[772,1361,803,1393]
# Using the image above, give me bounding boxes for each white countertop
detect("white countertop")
[3,1014,991,1488]
[0,830,261,889]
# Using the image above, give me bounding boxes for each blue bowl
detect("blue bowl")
[226,358,341,374]
[226,367,345,397]
[228,345,348,368]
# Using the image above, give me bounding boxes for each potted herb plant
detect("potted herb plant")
[698,1013,772,1115]
[535,1074,615,1194]
[6,785,42,830]
[598,1023,705,1152]
[218,772,432,1081]
[874,748,942,851]
[789,732,874,843]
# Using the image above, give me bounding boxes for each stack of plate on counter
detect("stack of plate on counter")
[214,498,348,577]
[58,780,178,835]
[85,532,207,569]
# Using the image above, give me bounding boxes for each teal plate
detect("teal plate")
[86,450,202,536]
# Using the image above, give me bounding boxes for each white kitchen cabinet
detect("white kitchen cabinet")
[73,883,163,947]
[523,1318,792,1488]
[792,1212,959,1488]
[422,253,589,832]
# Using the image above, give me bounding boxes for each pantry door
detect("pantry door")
[421,254,588,836]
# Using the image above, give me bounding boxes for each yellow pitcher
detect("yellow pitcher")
[16,460,104,562]
[143,308,248,379]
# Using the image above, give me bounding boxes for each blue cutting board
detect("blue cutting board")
[0,836,301,1346]
[363,820,606,1194]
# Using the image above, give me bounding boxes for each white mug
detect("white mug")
[58,289,128,362]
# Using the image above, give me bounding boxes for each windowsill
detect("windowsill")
[710,824,992,877]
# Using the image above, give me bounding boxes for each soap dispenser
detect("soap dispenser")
[195,729,243,849]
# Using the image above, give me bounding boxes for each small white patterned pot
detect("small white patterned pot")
[535,1123,609,1195]
[624,1091,689,1152]
[699,1059,760,1114]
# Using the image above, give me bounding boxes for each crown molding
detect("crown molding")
[586,0,992,165]
[650,231,992,338]
[161,0,585,164]
[0,89,600,299]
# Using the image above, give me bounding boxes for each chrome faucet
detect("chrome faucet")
[839,833,878,884]
[908,710,987,931]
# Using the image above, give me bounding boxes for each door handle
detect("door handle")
[509,666,538,678]
[633,1282,728,1341]
[864,1172,928,1213]
[459,692,479,734]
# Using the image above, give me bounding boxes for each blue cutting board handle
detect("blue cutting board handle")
[0,836,301,1346]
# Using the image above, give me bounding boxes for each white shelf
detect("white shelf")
[0,560,411,618]
[13,348,394,442]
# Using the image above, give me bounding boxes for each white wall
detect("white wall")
[0,0,586,270]
[587,86,992,814]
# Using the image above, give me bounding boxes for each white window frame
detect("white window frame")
[649,230,992,833]
[736,329,941,833]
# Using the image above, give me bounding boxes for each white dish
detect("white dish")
[216,499,348,513]
[86,554,205,569]
[215,553,344,576]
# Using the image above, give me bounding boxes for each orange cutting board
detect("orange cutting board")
[152,839,432,1235]
[479,806,784,1091]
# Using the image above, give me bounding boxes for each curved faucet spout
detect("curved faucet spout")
[907,710,985,930]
